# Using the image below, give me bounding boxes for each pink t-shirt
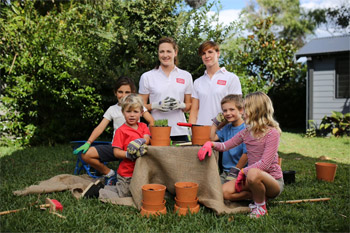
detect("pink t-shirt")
[112,122,151,177]
[213,127,282,180]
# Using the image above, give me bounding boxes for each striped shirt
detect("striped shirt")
[213,127,282,180]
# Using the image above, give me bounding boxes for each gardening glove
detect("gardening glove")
[197,141,213,161]
[151,97,175,112]
[225,166,241,182]
[126,138,146,161]
[211,112,226,127]
[169,99,186,110]
[235,170,246,193]
[73,142,90,154]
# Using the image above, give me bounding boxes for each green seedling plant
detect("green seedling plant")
[154,119,168,127]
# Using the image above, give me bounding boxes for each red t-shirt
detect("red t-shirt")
[112,122,151,177]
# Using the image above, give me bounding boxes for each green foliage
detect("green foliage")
[241,0,317,47]
[319,111,350,137]
[154,119,169,127]
[0,1,104,145]
[223,17,302,95]
[306,112,350,138]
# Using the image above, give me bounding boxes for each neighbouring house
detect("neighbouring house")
[296,35,350,127]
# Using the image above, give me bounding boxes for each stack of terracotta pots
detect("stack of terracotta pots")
[174,182,200,216]
[141,184,167,217]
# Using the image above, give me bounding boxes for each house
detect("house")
[296,35,350,127]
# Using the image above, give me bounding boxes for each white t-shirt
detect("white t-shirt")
[192,67,242,126]
[139,66,193,136]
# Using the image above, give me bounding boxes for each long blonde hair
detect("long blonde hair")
[244,92,281,137]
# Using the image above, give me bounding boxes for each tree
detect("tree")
[307,4,350,36]
[241,0,317,47]
[222,17,303,95]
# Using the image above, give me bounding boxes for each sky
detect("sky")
[208,0,348,38]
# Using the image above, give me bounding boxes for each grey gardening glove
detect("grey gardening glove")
[225,166,241,182]
[211,112,226,127]
[126,138,147,161]
[169,99,186,110]
[73,142,90,154]
[151,97,175,112]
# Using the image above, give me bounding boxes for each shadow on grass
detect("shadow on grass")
[0,146,349,232]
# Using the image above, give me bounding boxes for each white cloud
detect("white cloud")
[207,9,241,26]
[300,0,347,11]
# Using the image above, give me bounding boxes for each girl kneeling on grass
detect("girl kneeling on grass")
[198,91,284,218]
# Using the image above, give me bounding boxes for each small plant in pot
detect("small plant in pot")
[150,119,171,146]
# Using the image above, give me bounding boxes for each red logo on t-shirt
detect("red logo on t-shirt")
[217,80,227,85]
[176,78,185,84]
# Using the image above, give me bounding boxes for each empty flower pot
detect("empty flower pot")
[140,206,167,217]
[191,126,211,145]
[175,182,198,202]
[142,200,166,211]
[283,170,296,184]
[315,162,337,182]
[142,184,166,205]
[175,197,198,208]
[174,203,200,216]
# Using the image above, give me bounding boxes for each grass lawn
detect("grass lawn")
[0,132,349,232]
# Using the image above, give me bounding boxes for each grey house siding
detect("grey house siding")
[312,57,348,125]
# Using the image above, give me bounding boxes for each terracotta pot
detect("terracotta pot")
[315,162,337,182]
[175,182,198,201]
[174,204,200,216]
[150,126,171,146]
[140,206,167,217]
[278,158,282,167]
[191,126,211,145]
[142,184,166,205]
[142,200,166,211]
[175,197,198,208]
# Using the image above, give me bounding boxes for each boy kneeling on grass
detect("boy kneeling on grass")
[82,94,151,198]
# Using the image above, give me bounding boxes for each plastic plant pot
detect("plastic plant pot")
[315,162,337,182]
[283,170,296,184]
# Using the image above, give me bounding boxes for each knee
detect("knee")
[81,150,92,162]
[246,168,263,184]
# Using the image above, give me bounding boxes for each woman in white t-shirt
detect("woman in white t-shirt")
[139,37,193,142]
[189,41,242,126]
[73,76,154,185]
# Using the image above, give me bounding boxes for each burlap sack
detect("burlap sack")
[128,146,249,215]
[13,146,250,214]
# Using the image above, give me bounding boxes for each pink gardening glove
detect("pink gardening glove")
[235,170,246,193]
[198,141,213,161]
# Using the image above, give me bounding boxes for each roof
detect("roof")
[296,35,350,58]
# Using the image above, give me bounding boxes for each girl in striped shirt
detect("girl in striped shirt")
[198,91,284,218]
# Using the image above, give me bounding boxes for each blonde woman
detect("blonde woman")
[198,92,284,218]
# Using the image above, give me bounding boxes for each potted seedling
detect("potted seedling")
[150,119,171,146]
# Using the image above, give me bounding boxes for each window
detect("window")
[336,54,350,99]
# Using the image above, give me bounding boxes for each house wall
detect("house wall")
[311,56,349,125]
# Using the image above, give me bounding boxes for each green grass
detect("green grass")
[1,133,349,232]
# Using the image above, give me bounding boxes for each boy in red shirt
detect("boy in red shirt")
[82,94,151,198]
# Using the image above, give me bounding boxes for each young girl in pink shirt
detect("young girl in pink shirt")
[198,91,284,218]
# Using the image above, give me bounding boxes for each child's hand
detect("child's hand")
[126,138,147,160]
[197,141,213,161]
[211,112,226,127]
[235,170,246,193]
[73,142,90,154]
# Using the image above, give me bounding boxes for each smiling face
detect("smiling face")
[201,47,220,68]
[158,42,177,68]
[115,85,132,103]
[222,102,243,126]
[123,106,142,127]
